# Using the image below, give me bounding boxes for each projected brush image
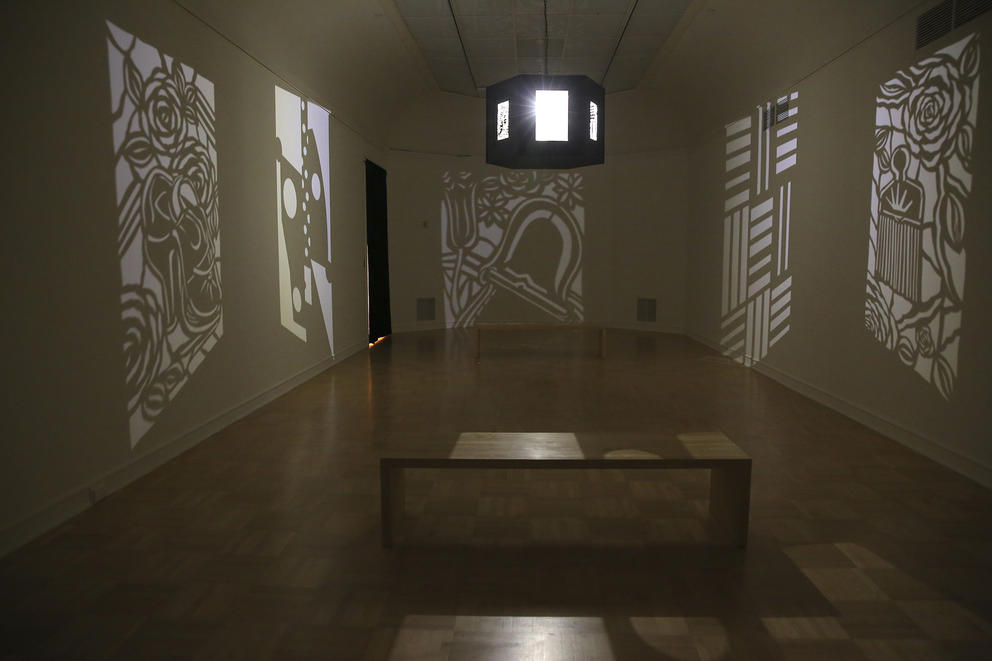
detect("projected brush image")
[865,34,979,400]
[441,171,584,327]
[107,21,222,447]
[721,92,799,366]
[275,86,334,355]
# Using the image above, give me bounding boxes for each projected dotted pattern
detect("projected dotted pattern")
[721,93,799,366]
[275,86,334,355]
[107,22,223,447]
[865,34,979,400]
[441,172,584,327]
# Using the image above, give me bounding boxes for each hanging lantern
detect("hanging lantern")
[485,74,604,170]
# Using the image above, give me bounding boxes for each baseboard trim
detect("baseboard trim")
[390,322,687,334]
[686,331,992,489]
[1,340,366,558]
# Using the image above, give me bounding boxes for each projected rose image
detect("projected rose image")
[865,34,979,400]
[275,86,334,354]
[721,92,799,366]
[441,172,584,326]
[107,22,222,447]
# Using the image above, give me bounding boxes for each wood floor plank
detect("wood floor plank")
[1,330,990,660]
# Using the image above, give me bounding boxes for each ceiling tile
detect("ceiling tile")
[574,0,633,13]
[452,0,514,15]
[513,0,544,14]
[512,0,575,13]
[545,14,569,37]
[514,13,546,36]
[403,16,460,41]
[566,13,627,40]
[624,9,682,37]
[420,38,466,58]
[562,38,615,57]
[549,56,606,79]
[464,37,517,58]
[516,38,564,57]
[629,0,691,18]
[393,0,451,17]
[516,56,547,74]
[509,12,569,37]
[547,0,576,14]
[457,14,516,38]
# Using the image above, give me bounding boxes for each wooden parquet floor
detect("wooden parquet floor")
[2,330,991,660]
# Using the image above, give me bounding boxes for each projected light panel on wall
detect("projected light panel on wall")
[865,34,979,400]
[441,172,584,326]
[721,92,799,366]
[275,86,334,356]
[107,22,222,447]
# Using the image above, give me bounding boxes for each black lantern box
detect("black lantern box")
[486,74,604,170]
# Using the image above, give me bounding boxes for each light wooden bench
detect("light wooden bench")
[380,431,751,548]
[473,323,607,360]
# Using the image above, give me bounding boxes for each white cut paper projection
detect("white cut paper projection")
[441,171,584,326]
[107,21,223,448]
[865,34,979,401]
[497,100,509,141]
[721,92,799,366]
[275,86,334,356]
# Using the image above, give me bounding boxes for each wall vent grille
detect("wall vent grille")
[956,0,992,24]
[917,0,989,49]
[636,298,657,323]
[416,297,435,322]
[918,1,954,49]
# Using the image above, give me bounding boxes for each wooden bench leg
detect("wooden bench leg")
[599,328,606,358]
[380,462,405,548]
[708,463,751,547]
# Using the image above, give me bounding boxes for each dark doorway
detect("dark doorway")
[365,160,391,344]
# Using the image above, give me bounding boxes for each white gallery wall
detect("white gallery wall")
[384,87,691,333]
[686,10,992,484]
[0,0,380,555]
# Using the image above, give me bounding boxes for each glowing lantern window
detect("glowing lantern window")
[497,100,509,141]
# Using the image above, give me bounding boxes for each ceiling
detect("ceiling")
[393,0,692,95]
[176,0,931,141]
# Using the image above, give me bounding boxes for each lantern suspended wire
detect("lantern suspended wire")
[447,0,478,91]
[544,0,549,75]
[603,0,640,86]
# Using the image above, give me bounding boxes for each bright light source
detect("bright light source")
[535,90,568,141]
[496,100,509,140]
[589,101,598,141]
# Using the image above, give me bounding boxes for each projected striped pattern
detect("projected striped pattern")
[721,92,798,366]
[876,213,922,301]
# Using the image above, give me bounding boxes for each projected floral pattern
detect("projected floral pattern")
[866,34,979,400]
[441,171,584,326]
[274,86,334,355]
[721,92,799,366]
[108,22,222,447]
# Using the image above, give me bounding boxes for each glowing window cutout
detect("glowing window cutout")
[497,100,509,140]
[589,101,598,141]
[535,90,568,141]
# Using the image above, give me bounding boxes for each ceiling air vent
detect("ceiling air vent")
[955,0,992,25]
[917,1,953,49]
